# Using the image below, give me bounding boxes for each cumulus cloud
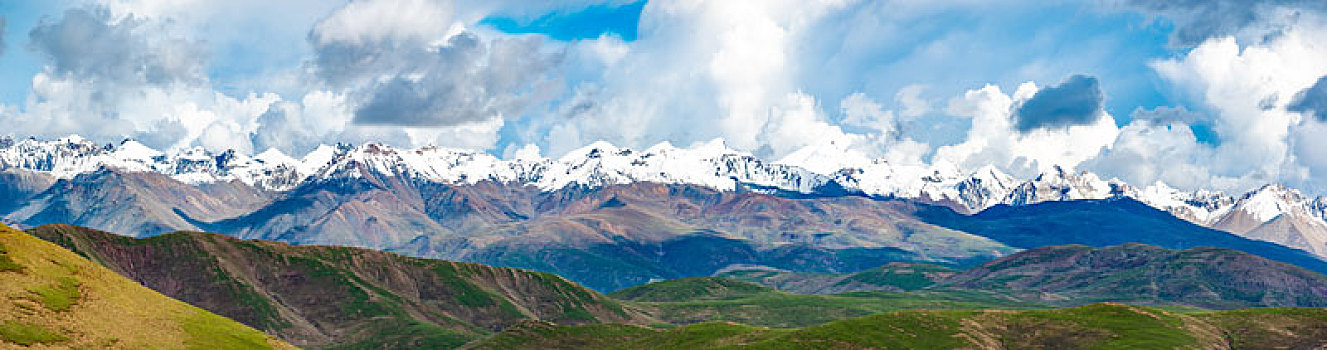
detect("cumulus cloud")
[935,82,1120,177]
[1083,120,1217,189]
[311,0,457,47]
[28,7,205,87]
[0,4,286,154]
[347,33,558,127]
[1120,0,1327,46]
[521,0,854,157]
[309,0,561,130]
[1149,28,1327,185]
[1289,75,1327,121]
[9,0,1327,197]
[839,92,897,137]
[1011,74,1104,132]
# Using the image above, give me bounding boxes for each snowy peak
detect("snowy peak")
[0,137,313,191]
[776,140,872,175]
[1236,184,1310,223]
[1004,165,1115,206]
[538,138,831,193]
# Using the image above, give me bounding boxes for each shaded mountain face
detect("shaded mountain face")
[26,224,649,349]
[6,169,272,237]
[0,168,54,215]
[915,197,1327,277]
[938,244,1327,309]
[0,224,293,349]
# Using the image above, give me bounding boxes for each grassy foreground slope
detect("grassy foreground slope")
[29,224,651,349]
[466,303,1327,349]
[0,223,293,349]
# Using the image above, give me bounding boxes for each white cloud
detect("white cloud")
[934,82,1120,177]
[1139,22,1327,191]
[840,92,896,136]
[312,0,458,46]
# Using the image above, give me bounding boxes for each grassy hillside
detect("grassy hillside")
[618,242,1327,329]
[939,244,1327,309]
[718,263,960,294]
[610,277,775,302]
[466,303,1327,349]
[625,288,1044,328]
[29,224,652,349]
[0,223,292,349]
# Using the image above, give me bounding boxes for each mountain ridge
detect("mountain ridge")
[5,135,1327,262]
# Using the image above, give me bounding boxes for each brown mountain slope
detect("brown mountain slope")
[7,168,272,237]
[1242,213,1327,258]
[29,224,651,349]
[205,178,1013,292]
[0,223,293,349]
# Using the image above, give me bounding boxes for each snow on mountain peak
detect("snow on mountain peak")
[254,148,298,165]
[1238,184,1308,223]
[559,140,624,163]
[776,141,872,176]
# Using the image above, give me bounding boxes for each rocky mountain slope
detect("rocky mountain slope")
[0,223,293,349]
[27,224,650,349]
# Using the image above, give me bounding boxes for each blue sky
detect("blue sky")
[1,0,1326,193]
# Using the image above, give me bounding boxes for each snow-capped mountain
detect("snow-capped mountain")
[0,136,311,192]
[0,136,832,195]
[310,138,833,194]
[4,135,1327,258]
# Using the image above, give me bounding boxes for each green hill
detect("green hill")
[938,244,1327,309]
[0,223,293,349]
[466,303,1327,349]
[718,262,960,294]
[28,224,652,349]
[609,277,776,302]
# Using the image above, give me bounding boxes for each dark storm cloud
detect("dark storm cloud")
[28,7,205,86]
[1289,75,1327,121]
[1123,0,1327,46]
[1013,74,1105,132]
[310,28,560,127]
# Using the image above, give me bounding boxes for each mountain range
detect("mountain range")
[4,136,1327,292]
